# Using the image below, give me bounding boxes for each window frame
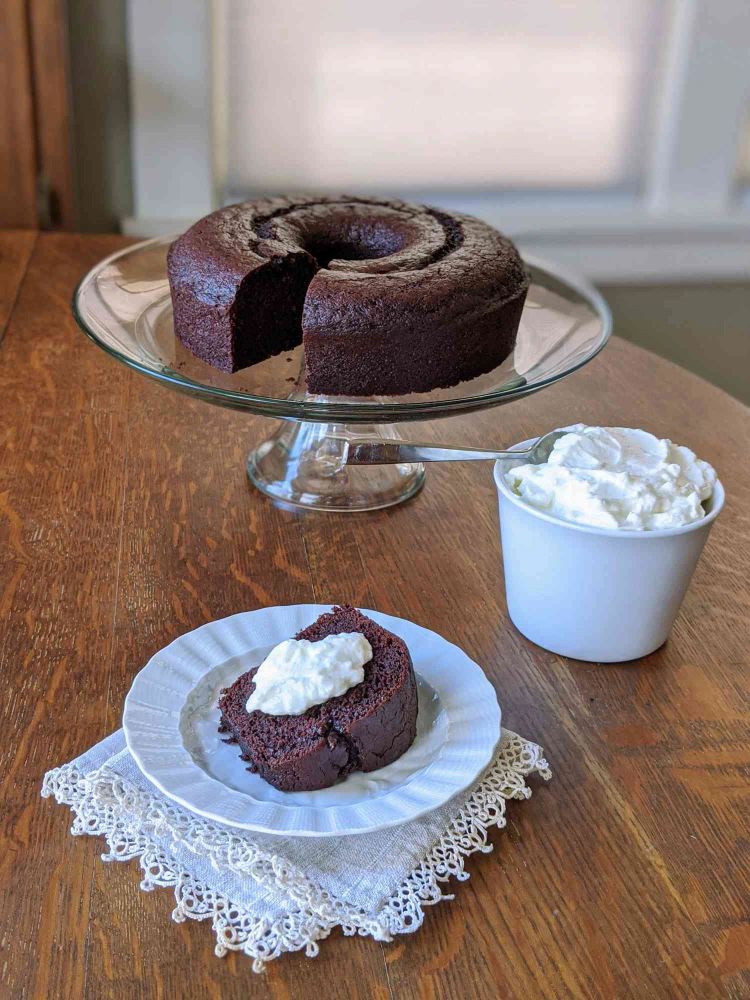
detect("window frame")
[124,0,750,282]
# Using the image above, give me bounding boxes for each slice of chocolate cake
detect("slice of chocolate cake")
[218,606,418,792]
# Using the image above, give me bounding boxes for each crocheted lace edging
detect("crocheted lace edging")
[41,731,550,972]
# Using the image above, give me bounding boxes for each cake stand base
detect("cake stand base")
[247,420,426,512]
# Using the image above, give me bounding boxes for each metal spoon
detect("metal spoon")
[342,429,567,466]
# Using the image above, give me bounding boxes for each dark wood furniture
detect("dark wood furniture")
[1,233,749,999]
[0,2,74,229]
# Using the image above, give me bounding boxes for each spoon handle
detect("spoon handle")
[344,441,527,465]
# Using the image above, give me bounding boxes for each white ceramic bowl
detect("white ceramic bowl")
[493,440,724,662]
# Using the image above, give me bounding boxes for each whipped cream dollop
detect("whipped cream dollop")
[245,632,372,716]
[505,424,716,530]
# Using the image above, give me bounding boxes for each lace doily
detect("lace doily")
[42,729,550,972]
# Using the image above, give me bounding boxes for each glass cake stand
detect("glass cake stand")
[73,237,611,511]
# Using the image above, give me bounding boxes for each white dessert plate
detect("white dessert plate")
[123,604,501,837]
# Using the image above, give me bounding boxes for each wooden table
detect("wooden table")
[1,232,749,1000]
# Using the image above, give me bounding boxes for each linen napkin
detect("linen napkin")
[42,728,550,971]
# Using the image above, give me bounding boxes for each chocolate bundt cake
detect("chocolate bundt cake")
[167,195,529,396]
[218,606,418,792]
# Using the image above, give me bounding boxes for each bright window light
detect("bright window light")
[224,0,666,192]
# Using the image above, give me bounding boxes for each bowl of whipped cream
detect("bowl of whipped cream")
[494,424,724,662]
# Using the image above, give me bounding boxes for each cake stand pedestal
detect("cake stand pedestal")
[73,241,611,513]
[247,399,425,512]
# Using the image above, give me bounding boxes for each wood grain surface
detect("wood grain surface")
[1,234,749,1000]
[0,4,37,228]
[28,0,76,229]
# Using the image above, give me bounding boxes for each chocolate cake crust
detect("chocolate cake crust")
[218,606,418,792]
[167,195,529,395]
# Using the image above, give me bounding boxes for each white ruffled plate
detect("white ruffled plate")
[123,605,501,837]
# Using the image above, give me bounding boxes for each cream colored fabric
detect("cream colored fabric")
[43,729,550,972]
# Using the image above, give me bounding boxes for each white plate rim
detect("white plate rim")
[123,605,501,837]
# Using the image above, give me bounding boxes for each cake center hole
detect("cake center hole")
[304,220,411,268]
